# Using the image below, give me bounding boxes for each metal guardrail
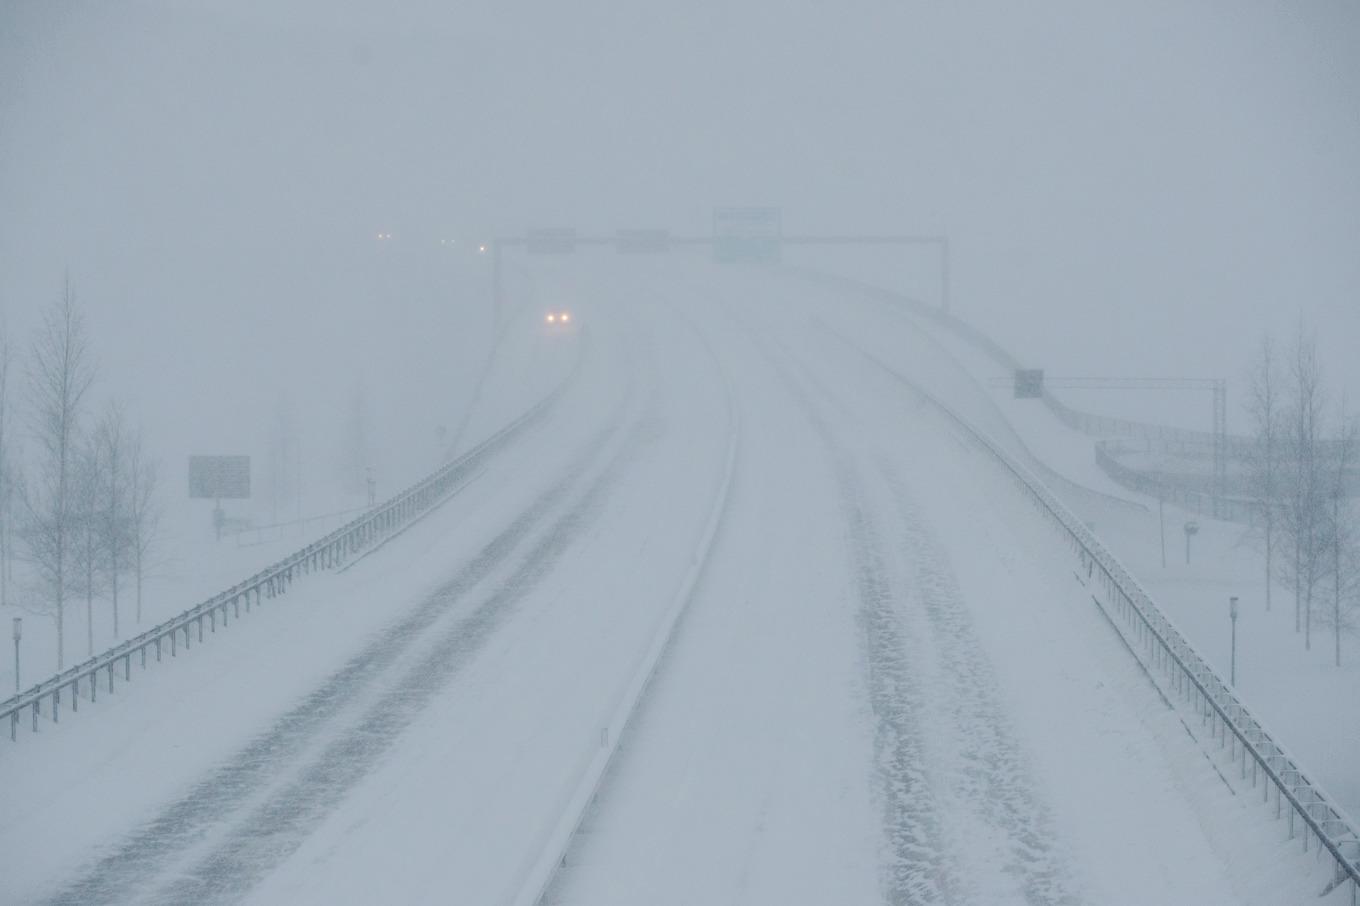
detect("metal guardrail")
[843,337,1360,903]
[2,377,571,743]
[1095,441,1264,526]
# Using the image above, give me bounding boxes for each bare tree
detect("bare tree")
[72,438,104,658]
[126,429,160,625]
[95,402,131,639]
[20,279,95,669]
[1325,402,1358,666]
[1245,335,1283,611]
[1280,325,1327,650]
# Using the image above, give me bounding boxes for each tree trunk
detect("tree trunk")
[56,529,64,670]
[86,543,94,658]
[1336,494,1343,668]
[1264,509,1272,611]
[1294,540,1302,634]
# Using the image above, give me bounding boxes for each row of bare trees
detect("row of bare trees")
[2,280,161,672]
[1246,326,1358,665]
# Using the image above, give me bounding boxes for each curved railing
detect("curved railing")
[837,333,1360,902]
[2,362,579,743]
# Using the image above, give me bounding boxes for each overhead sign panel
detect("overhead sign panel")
[189,455,251,499]
[615,229,670,254]
[526,228,577,254]
[1013,369,1045,399]
[713,207,781,263]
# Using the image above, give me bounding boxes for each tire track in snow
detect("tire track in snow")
[807,314,1081,902]
[881,462,1081,906]
[46,334,649,906]
[150,407,658,906]
[741,325,957,905]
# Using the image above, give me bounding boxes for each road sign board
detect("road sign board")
[713,207,781,263]
[526,228,577,254]
[189,455,251,499]
[1014,369,1045,399]
[615,229,670,254]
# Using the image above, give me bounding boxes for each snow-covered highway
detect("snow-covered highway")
[0,262,1336,904]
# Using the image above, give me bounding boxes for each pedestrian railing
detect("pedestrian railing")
[1094,441,1264,526]
[846,338,1360,904]
[2,374,573,743]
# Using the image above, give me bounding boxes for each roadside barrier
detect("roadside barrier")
[2,367,576,743]
[839,332,1360,904]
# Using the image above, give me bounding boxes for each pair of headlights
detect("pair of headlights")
[545,311,572,324]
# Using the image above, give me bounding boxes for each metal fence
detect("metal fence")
[2,380,569,743]
[850,342,1360,903]
[1095,441,1263,526]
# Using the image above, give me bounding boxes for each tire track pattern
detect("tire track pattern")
[746,328,956,905]
[883,464,1081,906]
[147,413,655,905]
[46,378,646,906]
[842,481,959,905]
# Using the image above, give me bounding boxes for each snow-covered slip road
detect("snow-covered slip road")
[0,261,1323,904]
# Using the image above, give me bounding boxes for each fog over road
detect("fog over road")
[1,262,1321,905]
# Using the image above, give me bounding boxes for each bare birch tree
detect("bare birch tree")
[1280,325,1326,650]
[1325,402,1357,666]
[1245,335,1283,612]
[72,438,104,658]
[95,402,131,639]
[126,430,160,625]
[20,279,95,669]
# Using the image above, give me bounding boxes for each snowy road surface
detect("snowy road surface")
[0,262,1319,904]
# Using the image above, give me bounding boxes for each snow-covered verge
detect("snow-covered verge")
[858,278,1360,829]
[772,268,1359,883]
[0,267,565,713]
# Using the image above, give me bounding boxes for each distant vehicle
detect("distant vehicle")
[544,310,573,327]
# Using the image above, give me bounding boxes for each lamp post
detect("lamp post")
[1183,520,1199,565]
[12,617,20,693]
[1229,596,1239,686]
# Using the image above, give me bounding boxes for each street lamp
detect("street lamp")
[12,617,21,694]
[1229,596,1239,686]
[1183,520,1199,565]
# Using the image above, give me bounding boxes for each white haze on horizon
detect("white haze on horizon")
[1,0,1357,479]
